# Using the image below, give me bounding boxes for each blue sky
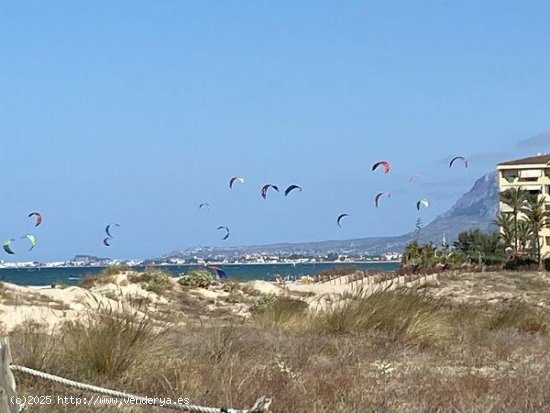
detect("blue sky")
[1,1,550,260]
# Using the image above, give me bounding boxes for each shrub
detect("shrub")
[79,273,115,289]
[129,268,172,293]
[178,269,214,288]
[226,290,244,304]
[504,257,538,271]
[100,265,131,276]
[222,280,240,292]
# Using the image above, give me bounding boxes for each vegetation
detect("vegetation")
[128,268,172,293]
[79,266,129,289]
[495,189,550,270]
[500,187,529,253]
[314,290,453,347]
[453,229,505,265]
[178,269,214,288]
[521,195,549,270]
[493,212,514,246]
[225,289,244,304]
[10,271,550,412]
[317,266,359,280]
[252,295,308,327]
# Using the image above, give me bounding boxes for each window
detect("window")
[519,169,542,178]
[546,237,550,247]
[520,185,542,196]
[502,170,519,182]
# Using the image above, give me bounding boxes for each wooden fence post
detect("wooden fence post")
[0,337,19,413]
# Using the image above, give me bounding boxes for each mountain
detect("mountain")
[168,171,499,258]
[414,171,499,244]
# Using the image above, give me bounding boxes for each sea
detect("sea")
[0,262,400,287]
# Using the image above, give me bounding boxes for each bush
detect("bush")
[222,280,240,292]
[483,255,507,266]
[100,265,132,276]
[129,269,172,293]
[178,269,214,288]
[504,257,538,271]
[226,290,244,304]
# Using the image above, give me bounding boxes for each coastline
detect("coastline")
[0,260,400,270]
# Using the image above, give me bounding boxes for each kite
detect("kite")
[21,234,36,251]
[2,239,15,255]
[416,198,430,210]
[103,237,111,247]
[229,177,245,189]
[28,212,43,227]
[449,156,468,168]
[261,184,279,199]
[217,226,230,240]
[372,161,390,174]
[105,223,120,238]
[337,213,349,228]
[284,185,302,196]
[374,192,390,208]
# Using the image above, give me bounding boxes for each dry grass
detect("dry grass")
[8,271,550,412]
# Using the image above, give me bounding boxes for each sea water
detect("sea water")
[0,262,399,286]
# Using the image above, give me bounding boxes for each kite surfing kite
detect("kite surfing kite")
[229,177,244,189]
[217,226,230,240]
[28,212,43,227]
[103,237,111,247]
[261,184,279,199]
[199,203,211,211]
[374,192,390,208]
[21,234,36,251]
[449,156,468,168]
[3,239,15,255]
[2,235,37,254]
[207,265,227,278]
[105,223,120,238]
[416,198,430,210]
[284,185,302,196]
[372,161,390,174]
[337,213,349,228]
[408,174,423,183]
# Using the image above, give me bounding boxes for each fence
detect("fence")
[0,337,271,413]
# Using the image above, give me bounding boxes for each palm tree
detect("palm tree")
[493,212,514,247]
[500,188,529,254]
[516,219,533,254]
[521,195,549,270]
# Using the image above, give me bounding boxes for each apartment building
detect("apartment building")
[497,154,550,256]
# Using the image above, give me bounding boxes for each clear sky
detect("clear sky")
[2,1,550,261]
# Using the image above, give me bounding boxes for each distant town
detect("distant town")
[0,251,402,269]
